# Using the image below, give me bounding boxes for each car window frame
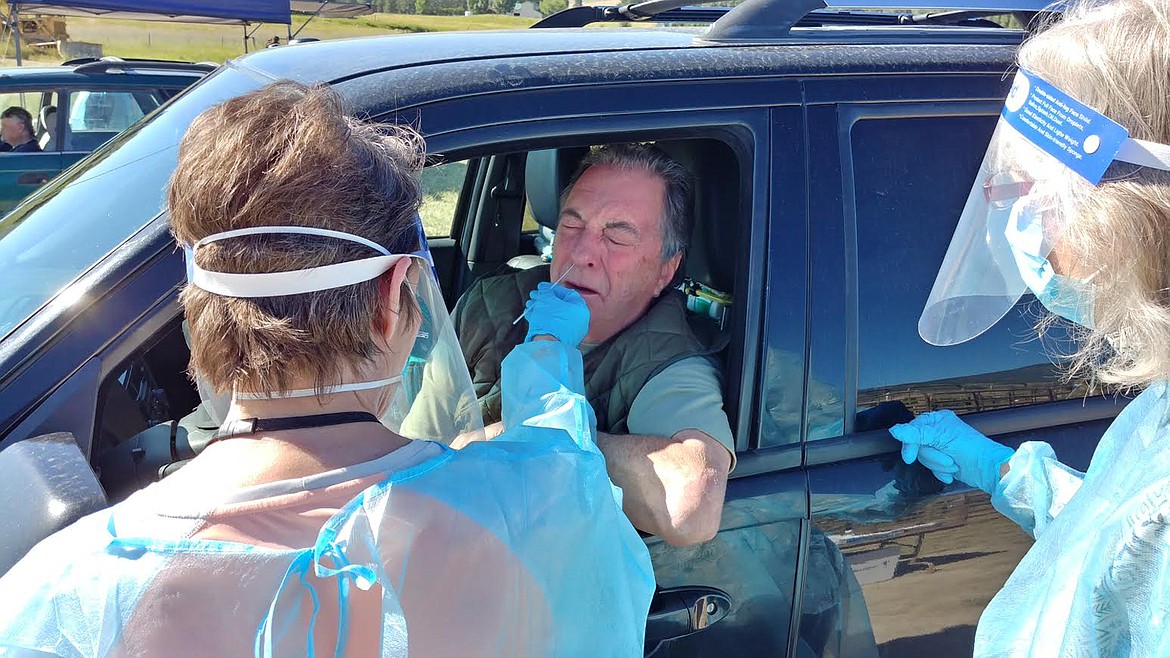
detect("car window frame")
[410,100,772,457]
[801,99,1129,468]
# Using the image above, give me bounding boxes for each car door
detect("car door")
[361,61,815,653]
[794,86,1128,656]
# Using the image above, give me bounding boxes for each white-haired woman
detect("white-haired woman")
[891,0,1170,655]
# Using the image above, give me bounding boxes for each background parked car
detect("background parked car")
[0,1,1125,655]
[0,56,211,213]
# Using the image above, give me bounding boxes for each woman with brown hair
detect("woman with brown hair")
[0,81,653,657]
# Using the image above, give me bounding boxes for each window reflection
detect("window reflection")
[853,116,1094,421]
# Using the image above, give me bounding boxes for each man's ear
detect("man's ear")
[656,252,683,295]
[375,257,413,338]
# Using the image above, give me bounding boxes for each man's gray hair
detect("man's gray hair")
[1,106,34,139]
[560,143,694,260]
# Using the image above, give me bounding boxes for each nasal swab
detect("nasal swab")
[512,263,576,326]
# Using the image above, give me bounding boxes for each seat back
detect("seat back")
[524,147,589,231]
[37,105,56,151]
[655,139,741,296]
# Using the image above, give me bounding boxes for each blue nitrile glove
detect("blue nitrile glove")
[524,282,590,347]
[889,409,1014,494]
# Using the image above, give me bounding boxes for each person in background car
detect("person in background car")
[889,0,1170,654]
[0,106,41,153]
[451,143,734,547]
[0,81,653,656]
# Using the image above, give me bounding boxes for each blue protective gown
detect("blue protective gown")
[0,341,655,657]
[977,381,1170,657]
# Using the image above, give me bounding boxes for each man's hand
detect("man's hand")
[597,429,731,546]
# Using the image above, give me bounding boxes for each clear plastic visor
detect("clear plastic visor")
[186,227,483,444]
[918,118,1069,346]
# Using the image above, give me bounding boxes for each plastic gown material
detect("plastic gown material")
[975,381,1170,657]
[0,341,655,658]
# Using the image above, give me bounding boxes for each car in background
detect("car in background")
[0,56,212,213]
[0,1,1128,655]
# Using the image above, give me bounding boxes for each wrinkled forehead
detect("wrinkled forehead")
[567,165,668,230]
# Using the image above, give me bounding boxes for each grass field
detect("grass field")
[0,12,537,65]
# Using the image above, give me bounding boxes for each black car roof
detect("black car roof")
[235,24,1024,88]
[0,66,205,88]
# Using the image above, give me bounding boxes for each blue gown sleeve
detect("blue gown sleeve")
[991,440,1086,538]
[498,340,599,455]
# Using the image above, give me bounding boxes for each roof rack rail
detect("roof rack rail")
[67,56,217,75]
[533,0,1050,34]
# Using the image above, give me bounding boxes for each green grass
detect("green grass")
[0,12,537,66]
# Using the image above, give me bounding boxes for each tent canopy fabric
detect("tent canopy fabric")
[291,1,372,18]
[9,1,373,25]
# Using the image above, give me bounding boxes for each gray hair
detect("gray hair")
[560,143,694,260]
[1020,0,1170,389]
[1,106,34,139]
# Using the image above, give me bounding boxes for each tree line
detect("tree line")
[370,0,568,16]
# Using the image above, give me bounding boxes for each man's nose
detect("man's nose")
[568,230,606,269]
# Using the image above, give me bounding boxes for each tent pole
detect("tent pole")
[291,2,327,39]
[12,3,21,67]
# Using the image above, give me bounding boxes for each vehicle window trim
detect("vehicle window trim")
[805,394,1129,467]
[422,108,771,456]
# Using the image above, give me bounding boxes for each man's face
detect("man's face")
[550,164,682,344]
[0,116,26,144]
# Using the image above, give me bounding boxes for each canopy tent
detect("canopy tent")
[10,1,374,22]
[6,1,374,61]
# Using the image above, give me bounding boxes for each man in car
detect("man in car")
[0,107,41,153]
[453,143,733,547]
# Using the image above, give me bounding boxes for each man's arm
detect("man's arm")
[596,429,730,546]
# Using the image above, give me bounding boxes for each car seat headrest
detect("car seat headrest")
[655,140,738,295]
[525,147,589,231]
[37,105,57,150]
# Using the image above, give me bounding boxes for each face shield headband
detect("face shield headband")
[182,220,484,444]
[917,68,1170,347]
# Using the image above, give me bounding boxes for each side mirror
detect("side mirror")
[0,432,107,576]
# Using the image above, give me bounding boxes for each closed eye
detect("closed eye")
[603,221,638,246]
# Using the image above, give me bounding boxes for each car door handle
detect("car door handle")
[645,586,732,648]
[17,172,52,185]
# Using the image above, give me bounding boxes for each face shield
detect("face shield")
[183,220,483,444]
[918,68,1170,346]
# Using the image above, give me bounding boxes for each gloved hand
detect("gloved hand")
[889,409,1014,494]
[524,282,590,347]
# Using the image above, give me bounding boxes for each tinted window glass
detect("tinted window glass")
[419,159,467,238]
[854,115,1088,418]
[67,90,147,132]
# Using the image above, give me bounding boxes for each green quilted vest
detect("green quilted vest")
[453,265,728,433]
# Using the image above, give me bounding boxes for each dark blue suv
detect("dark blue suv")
[0,1,1125,655]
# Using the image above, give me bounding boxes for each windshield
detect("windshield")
[0,65,264,340]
